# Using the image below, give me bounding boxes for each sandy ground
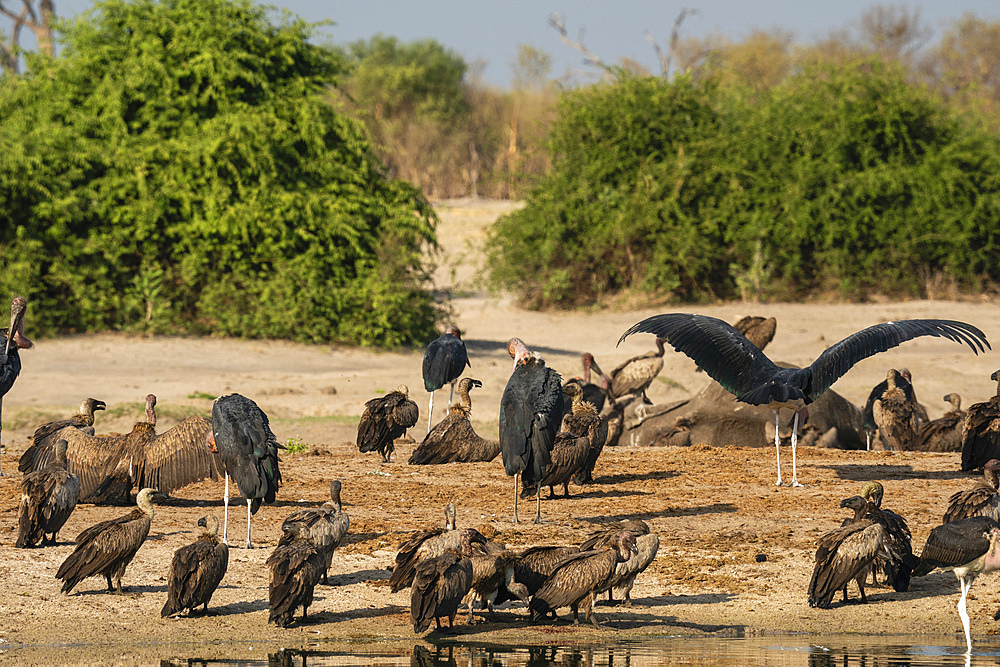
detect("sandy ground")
[2,199,1000,664]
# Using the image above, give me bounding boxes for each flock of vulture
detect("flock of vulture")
[5,294,1000,644]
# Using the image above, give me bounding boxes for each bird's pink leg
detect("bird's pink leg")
[790,410,802,487]
[773,411,782,486]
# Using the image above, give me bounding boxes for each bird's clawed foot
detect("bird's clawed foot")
[790,480,803,488]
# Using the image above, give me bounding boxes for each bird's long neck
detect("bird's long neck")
[986,464,1000,491]
[455,383,473,414]
[984,531,1000,574]
[136,493,155,517]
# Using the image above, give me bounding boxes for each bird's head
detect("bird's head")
[861,481,884,507]
[992,369,1000,383]
[82,398,107,414]
[395,384,409,396]
[458,377,482,393]
[562,379,583,397]
[144,394,157,425]
[508,337,532,369]
[840,495,867,512]
[5,296,31,355]
[445,324,462,339]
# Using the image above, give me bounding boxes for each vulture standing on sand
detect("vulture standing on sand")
[960,370,1000,472]
[87,394,219,505]
[521,381,592,498]
[808,503,892,608]
[565,379,610,486]
[862,369,917,450]
[529,531,639,628]
[914,393,965,453]
[161,515,229,617]
[913,516,1000,653]
[943,459,1000,524]
[605,338,666,405]
[56,487,165,594]
[620,314,990,486]
[267,522,325,628]
[872,369,919,451]
[210,393,282,548]
[16,439,80,548]
[500,337,564,524]
[278,480,350,584]
[357,385,419,463]
[19,397,106,473]
[422,325,471,434]
[408,378,500,465]
[0,296,32,476]
[411,528,479,633]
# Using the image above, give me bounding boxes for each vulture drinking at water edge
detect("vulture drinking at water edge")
[161,515,229,618]
[411,527,481,633]
[16,438,80,548]
[500,338,563,524]
[56,487,166,594]
[210,393,282,548]
[421,325,471,434]
[619,314,990,486]
[0,296,32,476]
[529,531,638,629]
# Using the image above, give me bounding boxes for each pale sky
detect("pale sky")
[39,1,1000,87]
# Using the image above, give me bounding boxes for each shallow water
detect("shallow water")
[11,636,1000,666]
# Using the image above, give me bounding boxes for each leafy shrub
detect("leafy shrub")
[0,0,441,347]
[487,62,1000,306]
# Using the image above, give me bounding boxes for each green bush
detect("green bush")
[0,0,441,347]
[487,62,1000,306]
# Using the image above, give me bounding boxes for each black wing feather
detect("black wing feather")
[422,334,470,392]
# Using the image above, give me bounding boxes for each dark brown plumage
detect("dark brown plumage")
[565,380,610,486]
[860,482,919,591]
[807,514,890,608]
[606,338,665,405]
[161,515,229,617]
[408,378,499,465]
[561,353,609,415]
[872,369,918,451]
[278,480,350,584]
[529,531,638,628]
[529,381,595,499]
[16,439,80,548]
[961,370,1000,472]
[22,426,131,502]
[914,393,965,452]
[389,502,458,593]
[19,398,106,474]
[600,532,659,606]
[357,385,419,463]
[56,487,164,594]
[506,545,581,600]
[464,549,529,624]
[88,395,219,505]
[411,528,478,633]
[579,519,651,552]
[267,522,325,628]
[944,459,1000,524]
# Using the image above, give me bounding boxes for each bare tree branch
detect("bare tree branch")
[645,8,698,78]
[548,13,610,74]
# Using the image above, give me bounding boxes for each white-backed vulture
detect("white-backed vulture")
[408,378,499,465]
[278,480,350,584]
[961,370,1000,472]
[266,522,325,627]
[944,459,1000,524]
[914,393,965,452]
[411,528,478,633]
[19,398,106,473]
